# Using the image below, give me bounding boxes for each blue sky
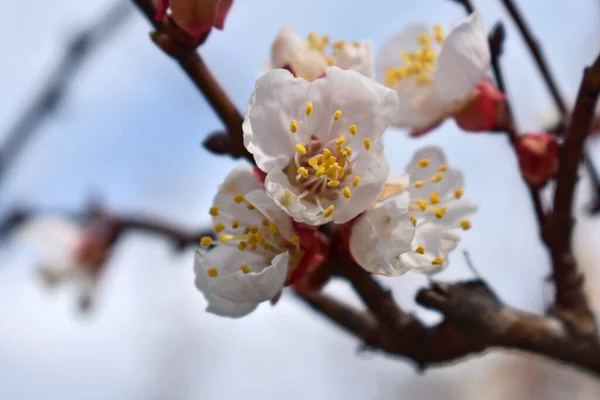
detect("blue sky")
[1,0,600,399]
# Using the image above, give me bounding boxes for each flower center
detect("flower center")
[384,25,446,88]
[303,32,361,67]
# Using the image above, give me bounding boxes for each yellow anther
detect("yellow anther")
[410,214,417,227]
[418,33,431,46]
[416,199,428,212]
[308,32,318,43]
[315,167,325,178]
[431,257,443,265]
[430,173,443,183]
[460,220,472,230]
[247,204,255,210]
[240,265,251,274]
[434,24,445,43]
[353,176,360,187]
[454,188,464,199]
[385,69,399,86]
[232,221,239,229]
[335,135,346,145]
[336,145,343,155]
[209,206,220,216]
[233,194,245,204]
[415,180,426,188]
[435,207,447,219]
[290,120,298,134]
[268,223,278,234]
[237,241,247,251]
[336,165,345,178]
[243,227,251,234]
[308,157,319,168]
[295,144,307,155]
[344,146,352,156]
[394,67,409,80]
[325,167,337,180]
[280,191,295,206]
[333,40,345,51]
[327,180,340,187]
[220,234,233,243]
[430,191,440,204]
[438,164,448,172]
[401,52,414,63]
[305,102,313,116]
[416,245,425,254]
[323,148,332,160]
[417,73,432,86]
[348,125,357,135]
[200,237,213,247]
[343,186,352,199]
[333,110,342,120]
[417,158,430,168]
[261,219,269,227]
[364,138,371,150]
[250,227,258,234]
[291,235,300,245]
[323,205,335,218]
[214,222,225,233]
[207,268,218,277]
[297,167,309,178]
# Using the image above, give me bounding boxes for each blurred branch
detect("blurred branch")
[497,0,600,212]
[0,1,133,186]
[131,0,253,163]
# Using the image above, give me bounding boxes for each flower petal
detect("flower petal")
[399,224,460,274]
[332,40,374,78]
[243,69,311,172]
[244,189,296,242]
[433,11,490,104]
[270,26,304,70]
[350,193,415,276]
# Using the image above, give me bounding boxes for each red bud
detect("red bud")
[453,78,508,132]
[516,133,558,187]
[157,0,234,37]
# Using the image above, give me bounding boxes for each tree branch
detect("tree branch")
[132,0,253,163]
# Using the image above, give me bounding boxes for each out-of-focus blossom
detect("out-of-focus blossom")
[377,11,505,136]
[155,0,234,37]
[195,167,324,318]
[350,146,477,276]
[243,67,398,225]
[516,133,558,187]
[17,216,113,311]
[265,26,373,81]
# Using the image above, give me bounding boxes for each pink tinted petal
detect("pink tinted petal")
[453,78,508,132]
[154,0,170,20]
[409,118,445,137]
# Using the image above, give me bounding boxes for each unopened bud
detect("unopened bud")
[516,133,558,187]
[155,0,234,37]
[453,78,508,132]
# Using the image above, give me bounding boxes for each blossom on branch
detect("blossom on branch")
[243,67,398,225]
[195,167,323,318]
[265,26,373,81]
[377,11,506,136]
[155,0,234,37]
[516,133,558,188]
[350,146,477,275]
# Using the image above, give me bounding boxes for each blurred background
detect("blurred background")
[1,0,600,398]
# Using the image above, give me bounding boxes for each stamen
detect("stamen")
[290,120,298,133]
[268,224,278,234]
[431,257,443,265]
[344,146,353,156]
[233,194,245,204]
[348,125,357,135]
[327,180,340,187]
[364,138,371,150]
[209,206,220,216]
[417,158,430,168]
[335,136,346,145]
[214,222,225,233]
[261,219,269,227]
[353,176,360,187]
[232,221,239,229]
[246,204,256,210]
[297,167,309,178]
[305,102,313,116]
[237,242,247,251]
[434,24,444,43]
[343,186,352,199]
[221,234,234,243]
[454,188,464,199]
[434,207,447,219]
[295,144,307,155]
[323,205,335,217]
[409,214,417,227]
[240,264,251,274]
[438,164,448,172]
[430,173,443,183]
[418,33,431,46]
[416,245,425,254]
[333,110,342,120]
[291,236,300,245]
[200,237,213,247]
[207,268,218,277]
[460,220,472,230]
[429,191,440,205]
[416,199,428,212]
[308,157,319,168]
[415,180,425,188]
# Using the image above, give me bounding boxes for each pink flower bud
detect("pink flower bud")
[453,78,508,132]
[516,133,558,187]
[154,0,234,37]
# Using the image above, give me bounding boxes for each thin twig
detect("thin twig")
[0,1,133,186]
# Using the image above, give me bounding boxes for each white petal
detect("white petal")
[435,197,478,227]
[264,169,327,225]
[244,189,296,242]
[405,146,447,179]
[304,67,399,145]
[350,193,415,276]
[290,49,330,82]
[211,251,289,303]
[217,166,261,196]
[433,11,490,104]
[399,224,460,274]
[332,40,374,78]
[332,148,390,224]
[270,26,304,69]
[376,24,431,83]
[243,69,311,172]
[194,251,258,318]
[212,168,266,229]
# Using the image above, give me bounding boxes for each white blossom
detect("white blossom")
[194,166,306,318]
[350,146,477,276]
[265,26,373,81]
[243,66,398,226]
[377,11,490,133]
